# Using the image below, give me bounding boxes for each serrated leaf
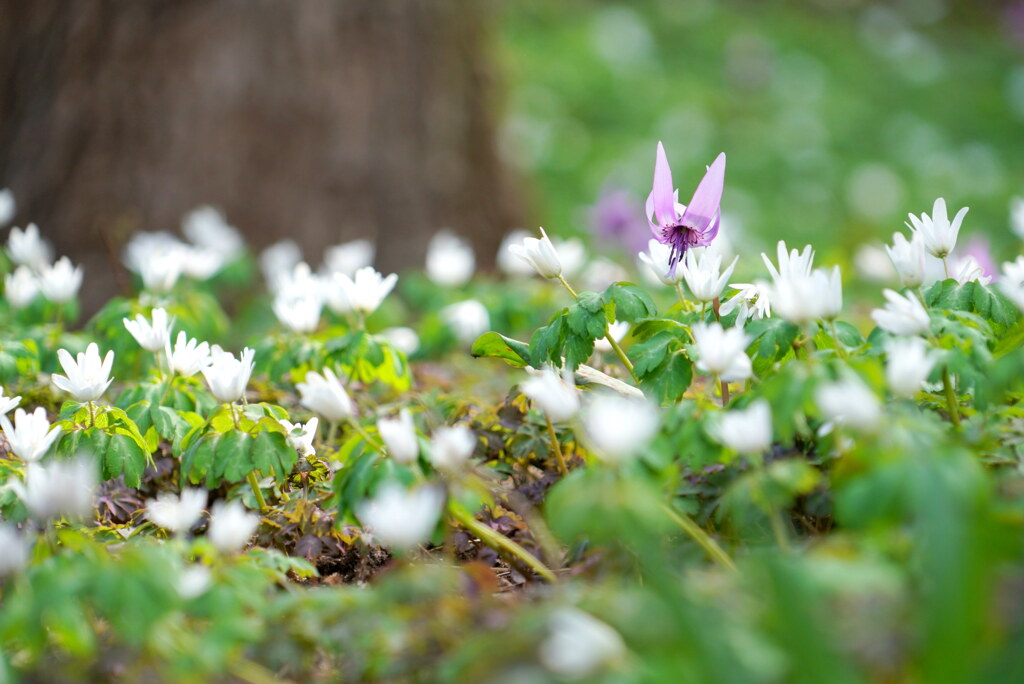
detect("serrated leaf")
[105,433,147,488]
[217,430,253,483]
[603,282,657,322]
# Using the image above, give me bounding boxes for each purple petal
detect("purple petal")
[681,153,726,232]
[651,142,677,226]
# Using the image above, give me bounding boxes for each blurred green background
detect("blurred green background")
[496,0,1024,261]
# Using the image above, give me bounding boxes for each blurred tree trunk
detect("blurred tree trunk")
[0,0,521,310]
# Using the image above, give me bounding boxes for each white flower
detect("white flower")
[508,227,562,279]
[179,246,226,280]
[280,417,318,457]
[145,488,208,535]
[691,322,752,382]
[11,458,96,520]
[638,238,681,286]
[37,256,83,303]
[272,290,323,333]
[581,258,629,292]
[679,250,738,303]
[323,239,375,277]
[521,368,580,423]
[771,267,839,326]
[357,483,444,551]
[819,265,843,320]
[539,607,625,679]
[950,255,991,286]
[430,425,476,471]
[497,230,536,277]
[123,231,185,273]
[297,368,354,422]
[166,331,211,377]
[906,197,968,259]
[378,410,418,464]
[0,386,21,415]
[201,346,255,403]
[425,230,475,287]
[6,223,52,270]
[380,326,420,356]
[0,407,62,462]
[719,281,771,322]
[712,400,772,455]
[999,256,1024,311]
[0,188,14,227]
[762,241,815,283]
[182,205,243,259]
[0,524,28,576]
[260,240,302,292]
[816,377,881,432]
[207,500,259,553]
[555,237,587,278]
[123,307,173,352]
[139,251,183,293]
[583,394,659,463]
[1011,197,1024,241]
[330,267,398,315]
[441,299,490,345]
[871,289,930,336]
[854,243,896,283]
[177,565,212,599]
[885,232,927,288]
[593,321,630,353]
[52,343,115,402]
[885,337,938,398]
[4,265,38,308]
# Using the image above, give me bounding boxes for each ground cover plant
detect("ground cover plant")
[1,139,1024,684]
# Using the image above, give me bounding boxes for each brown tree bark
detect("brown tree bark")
[0,0,521,310]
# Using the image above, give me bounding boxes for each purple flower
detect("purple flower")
[645,142,726,275]
[589,186,648,253]
[962,236,997,282]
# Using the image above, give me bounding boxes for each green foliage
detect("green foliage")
[179,404,297,487]
[54,404,151,487]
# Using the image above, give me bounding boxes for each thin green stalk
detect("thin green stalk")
[246,471,268,513]
[829,320,848,359]
[942,256,950,279]
[556,274,579,299]
[87,401,97,428]
[325,420,339,447]
[660,502,737,573]
[605,333,639,384]
[942,366,961,429]
[348,417,385,452]
[769,508,791,551]
[675,282,687,306]
[545,415,569,475]
[449,504,558,583]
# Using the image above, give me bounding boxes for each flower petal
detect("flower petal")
[682,153,726,232]
[651,142,677,226]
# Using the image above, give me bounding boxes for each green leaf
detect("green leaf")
[747,317,800,362]
[470,332,531,367]
[252,431,297,484]
[602,282,657,322]
[104,433,147,488]
[529,314,565,368]
[181,433,221,487]
[216,430,253,483]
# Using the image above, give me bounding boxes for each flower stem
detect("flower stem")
[719,379,730,407]
[325,420,339,447]
[87,401,96,428]
[556,274,578,298]
[605,333,639,384]
[942,256,950,279]
[829,320,848,359]
[675,282,687,306]
[545,415,569,475]
[449,504,557,583]
[942,366,961,429]
[660,502,737,573]
[246,471,268,513]
[348,417,385,452]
